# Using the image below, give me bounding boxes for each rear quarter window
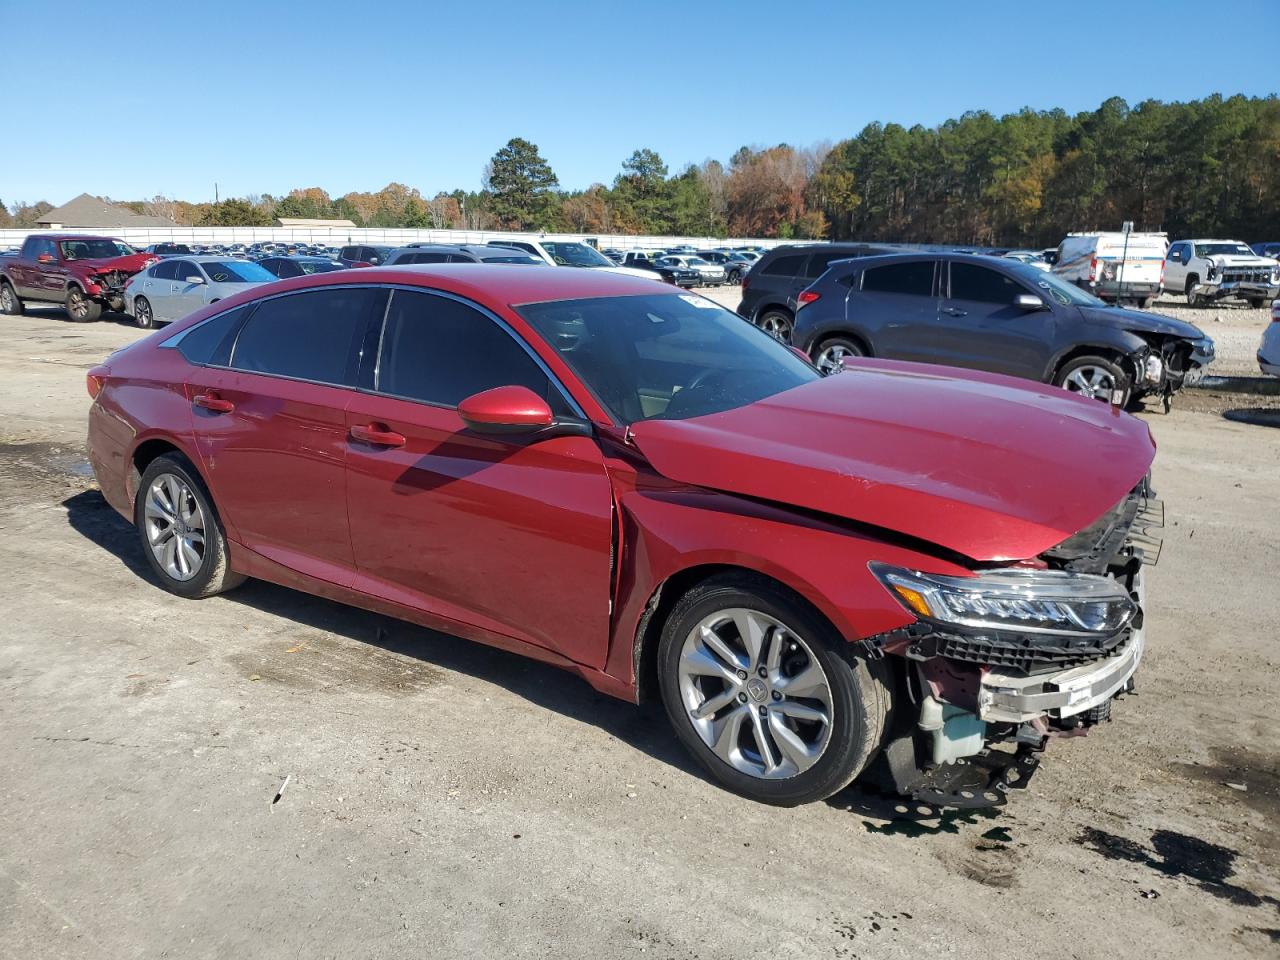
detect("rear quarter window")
[175,306,247,366]
[861,261,935,296]
[760,254,806,278]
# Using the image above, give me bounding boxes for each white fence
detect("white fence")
[0,226,805,252]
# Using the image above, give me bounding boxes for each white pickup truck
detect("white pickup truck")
[1164,239,1280,308]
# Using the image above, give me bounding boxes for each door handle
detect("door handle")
[942,307,968,317]
[192,393,234,414]
[349,423,406,448]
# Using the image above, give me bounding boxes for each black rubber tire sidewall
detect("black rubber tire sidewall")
[0,280,22,315]
[814,336,866,365]
[758,310,794,343]
[65,286,102,322]
[657,573,890,807]
[134,454,240,599]
[134,297,154,329]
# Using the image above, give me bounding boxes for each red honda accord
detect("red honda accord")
[87,266,1161,808]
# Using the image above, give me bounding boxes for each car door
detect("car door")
[342,287,615,668]
[167,259,205,320]
[935,261,1055,380]
[36,238,66,298]
[1164,242,1189,290]
[184,286,385,586]
[850,259,940,361]
[141,260,176,319]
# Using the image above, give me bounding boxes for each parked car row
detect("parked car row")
[737,244,1215,411]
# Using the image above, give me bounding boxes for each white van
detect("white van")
[1052,232,1167,307]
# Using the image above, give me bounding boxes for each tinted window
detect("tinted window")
[298,260,342,274]
[340,246,358,261]
[377,290,565,412]
[950,263,1022,304]
[177,306,246,366]
[760,254,806,277]
[171,260,200,282]
[861,261,935,296]
[407,252,450,264]
[202,261,274,283]
[152,260,178,281]
[231,288,375,385]
[804,251,852,278]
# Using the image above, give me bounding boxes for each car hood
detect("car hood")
[1203,254,1277,267]
[1076,304,1205,339]
[628,359,1155,563]
[74,253,158,274]
[597,265,667,281]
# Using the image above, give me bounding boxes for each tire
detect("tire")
[657,572,892,806]
[1138,297,1155,310]
[133,296,156,329]
[1184,275,1205,308]
[757,309,794,343]
[812,336,865,375]
[1247,297,1266,309]
[1056,354,1130,406]
[0,280,22,315]
[727,269,742,285]
[134,454,245,599]
[65,285,102,322]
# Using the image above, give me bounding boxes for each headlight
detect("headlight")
[870,563,1136,638]
[1206,263,1216,280]
[1143,353,1164,383]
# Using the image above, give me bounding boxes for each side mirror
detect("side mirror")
[37,253,54,263]
[186,275,205,284]
[458,385,554,435]
[1014,293,1046,311]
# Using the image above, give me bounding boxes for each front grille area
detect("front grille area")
[936,629,1130,672]
[93,270,129,292]
[1220,267,1273,284]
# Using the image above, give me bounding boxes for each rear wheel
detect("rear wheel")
[133,296,155,329]
[0,280,22,315]
[1247,297,1266,309]
[1185,275,1206,308]
[727,268,742,284]
[65,285,102,322]
[1056,355,1130,406]
[135,454,245,599]
[813,336,865,375]
[758,309,794,343]
[658,573,892,806]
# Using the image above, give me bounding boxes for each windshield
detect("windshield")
[540,241,614,268]
[518,293,818,424]
[201,261,275,283]
[1008,262,1105,307]
[1195,242,1253,257]
[686,257,710,267]
[60,239,135,260]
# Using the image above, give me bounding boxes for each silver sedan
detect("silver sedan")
[125,256,276,328]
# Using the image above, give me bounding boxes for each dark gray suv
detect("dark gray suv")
[737,243,894,341]
[792,252,1215,408]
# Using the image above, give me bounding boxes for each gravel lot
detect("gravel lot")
[0,305,1277,960]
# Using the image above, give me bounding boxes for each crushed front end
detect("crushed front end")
[865,479,1164,808]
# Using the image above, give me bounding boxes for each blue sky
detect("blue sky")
[1,0,1273,206]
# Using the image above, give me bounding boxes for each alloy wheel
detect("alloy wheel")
[144,473,206,581]
[760,314,792,342]
[677,607,833,780]
[1063,364,1117,400]
[815,344,858,375]
[135,298,153,328]
[68,289,88,319]
[0,285,13,313]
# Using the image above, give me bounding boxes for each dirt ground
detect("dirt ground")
[0,305,1277,960]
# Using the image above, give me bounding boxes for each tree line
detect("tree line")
[4,94,1276,246]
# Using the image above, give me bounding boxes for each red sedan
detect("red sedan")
[87,266,1160,808]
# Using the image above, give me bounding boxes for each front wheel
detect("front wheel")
[1185,276,1206,308]
[658,574,892,806]
[757,310,794,343]
[134,454,245,599]
[133,296,156,329]
[1247,297,1266,309]
[1056,355,1130,406]
[65,286,102,322]
[813,336,865,375]
[727,268,742,284]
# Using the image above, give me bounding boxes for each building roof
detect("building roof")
[275,217,357,228]
[37,193,177,228]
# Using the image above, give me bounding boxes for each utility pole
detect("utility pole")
[215,183,219,205]
[1118,220,1133,305]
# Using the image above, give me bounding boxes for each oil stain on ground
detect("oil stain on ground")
[1171,744,1280,824]
[1078,826,1280,911]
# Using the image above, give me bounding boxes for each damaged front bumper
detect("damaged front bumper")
[1192,278,1279,302]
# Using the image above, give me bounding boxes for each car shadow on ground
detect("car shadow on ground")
[61,488,701,782]
[19,304,137,326]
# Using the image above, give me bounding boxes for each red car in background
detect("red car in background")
[1,234,157,321]
[86,267,1161,808]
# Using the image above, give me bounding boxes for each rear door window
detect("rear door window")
[861,261,935,296]
[804,251,853,278]
[375,289,569,413]
[230,287,379,385]
[171,260,200,282]
[949,263,1023,304]
[761,254,806,278]
[176,306,247,366]
[151,260,178,281]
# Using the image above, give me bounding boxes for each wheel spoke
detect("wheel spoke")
[709,706,748,763]
[749,709,779,774]
[773,700,829,726]
[682,646,740,685]
[179,538,200,572]
[161,536,178,575]
[690,686,738,721]
[768,711,816,769]
[699,623,747,673]
[764,628,785,674]
[775,660,826,699]
[732,610,767,669]
[145,495,175,524]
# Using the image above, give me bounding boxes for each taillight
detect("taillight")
[741,275,750,292]
[1089,257,1098,282]
[86,373,104,399]
[797,290,820,308]
[1160,259,1166,285]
